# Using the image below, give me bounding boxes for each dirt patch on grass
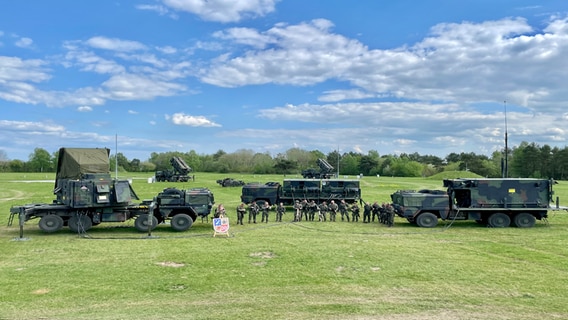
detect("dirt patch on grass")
[249,251,277,259]
[249,251,276,267]
[156,261,185,268]
[0,190,26,202]
[32,288,50,295]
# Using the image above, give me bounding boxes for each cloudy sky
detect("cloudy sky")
[1,1,567,161]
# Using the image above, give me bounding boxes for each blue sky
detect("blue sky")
[1,0,567,161]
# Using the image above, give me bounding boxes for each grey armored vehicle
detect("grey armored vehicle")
[9,148,214,233]
[390,178,557,228]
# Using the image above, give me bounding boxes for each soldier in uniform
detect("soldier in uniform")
[328,200,338,222]
[301,199,309,221]
[339,200,349,222]
[362,201,371,223]
[371,201,380,222]
[236,202,246,225]
[350,202,360,222]
[248,201,259,224]
[214,204,226,218]
[379,203,387,224]
[276,202,285,222]
[386,204,395,227]
[293,200,302,222]
[319,201,328,222]
[308,200,318,221]
[261,201,271,223]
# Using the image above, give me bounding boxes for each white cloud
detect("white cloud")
[156,46,177,54]
[86,36,147,52]
[135,4,171,16]
[0,120,64,132]
[128,110,138,114]
[101,73,186,100]
[202,17,568,113]
[213,27,275,48]
[166,112,221,127]
[318,89,376,102]
[77,105,92,112]
[161,0,279,23]
[202,19,367,87]
[15,37,33,48]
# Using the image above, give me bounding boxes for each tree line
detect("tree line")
[1,141,568,180]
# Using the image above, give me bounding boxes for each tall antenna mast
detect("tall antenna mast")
[115,133,118,179]
[503,101,508,178]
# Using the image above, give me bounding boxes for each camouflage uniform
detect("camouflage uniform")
[276,203,285,222]
[379,203,387,224]
[308,200,318,221]
[350,203,360,222]
[293,200,303,222]
[214,204,226,218]
[339,200,349,222]
[363,202,371,223]
[261,202,271,223]
[236,203,246,225]
[248,202,259,224]
[328,200,338,222]
[301,199,309,221]
[371,202,380,222]
[319,201,328,222]
[386,204,395,227]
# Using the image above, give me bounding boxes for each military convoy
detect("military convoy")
[9,148,214,233]
[241,178,361,205]
[155,156,192,182]
[8,148,562,233]
[390,178,556,228]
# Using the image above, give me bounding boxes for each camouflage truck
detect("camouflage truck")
[9,148,214,233]
[390,178,556,228]
[155,156,192,182]
[301,158,336,179]
[241,179,361,205]
[216,177,246,187]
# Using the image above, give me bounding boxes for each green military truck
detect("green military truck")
[390,178,556,228]
[9,148,214,233]
[241,178,361,205]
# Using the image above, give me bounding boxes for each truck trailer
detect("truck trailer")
[241,178,361,205]
[390,178,557,228]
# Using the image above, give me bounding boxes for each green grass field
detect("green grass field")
[1,172,567,320]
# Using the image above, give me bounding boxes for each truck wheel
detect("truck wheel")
[512,213,536,228]
[39,215,64,233]
[416,212,438,228]
[171,214,194,232]
[134,214,158,232]
[488,213,510,228]
[68,215,93,233]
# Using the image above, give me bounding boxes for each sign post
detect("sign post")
[213,217,230,237]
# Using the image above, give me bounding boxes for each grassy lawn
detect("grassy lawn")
[1,172,567,319]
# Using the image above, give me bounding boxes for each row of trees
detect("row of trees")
[1,141,568,179]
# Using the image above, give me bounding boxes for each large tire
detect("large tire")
[512,212,536,228]
[416,212,438,228]
[39,215,64,233]
[134,214,158,232]
[488,213,511,228]
[170,214,194,232]
[68,215,93,233]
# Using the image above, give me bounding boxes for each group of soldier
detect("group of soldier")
[233,199,395,227]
